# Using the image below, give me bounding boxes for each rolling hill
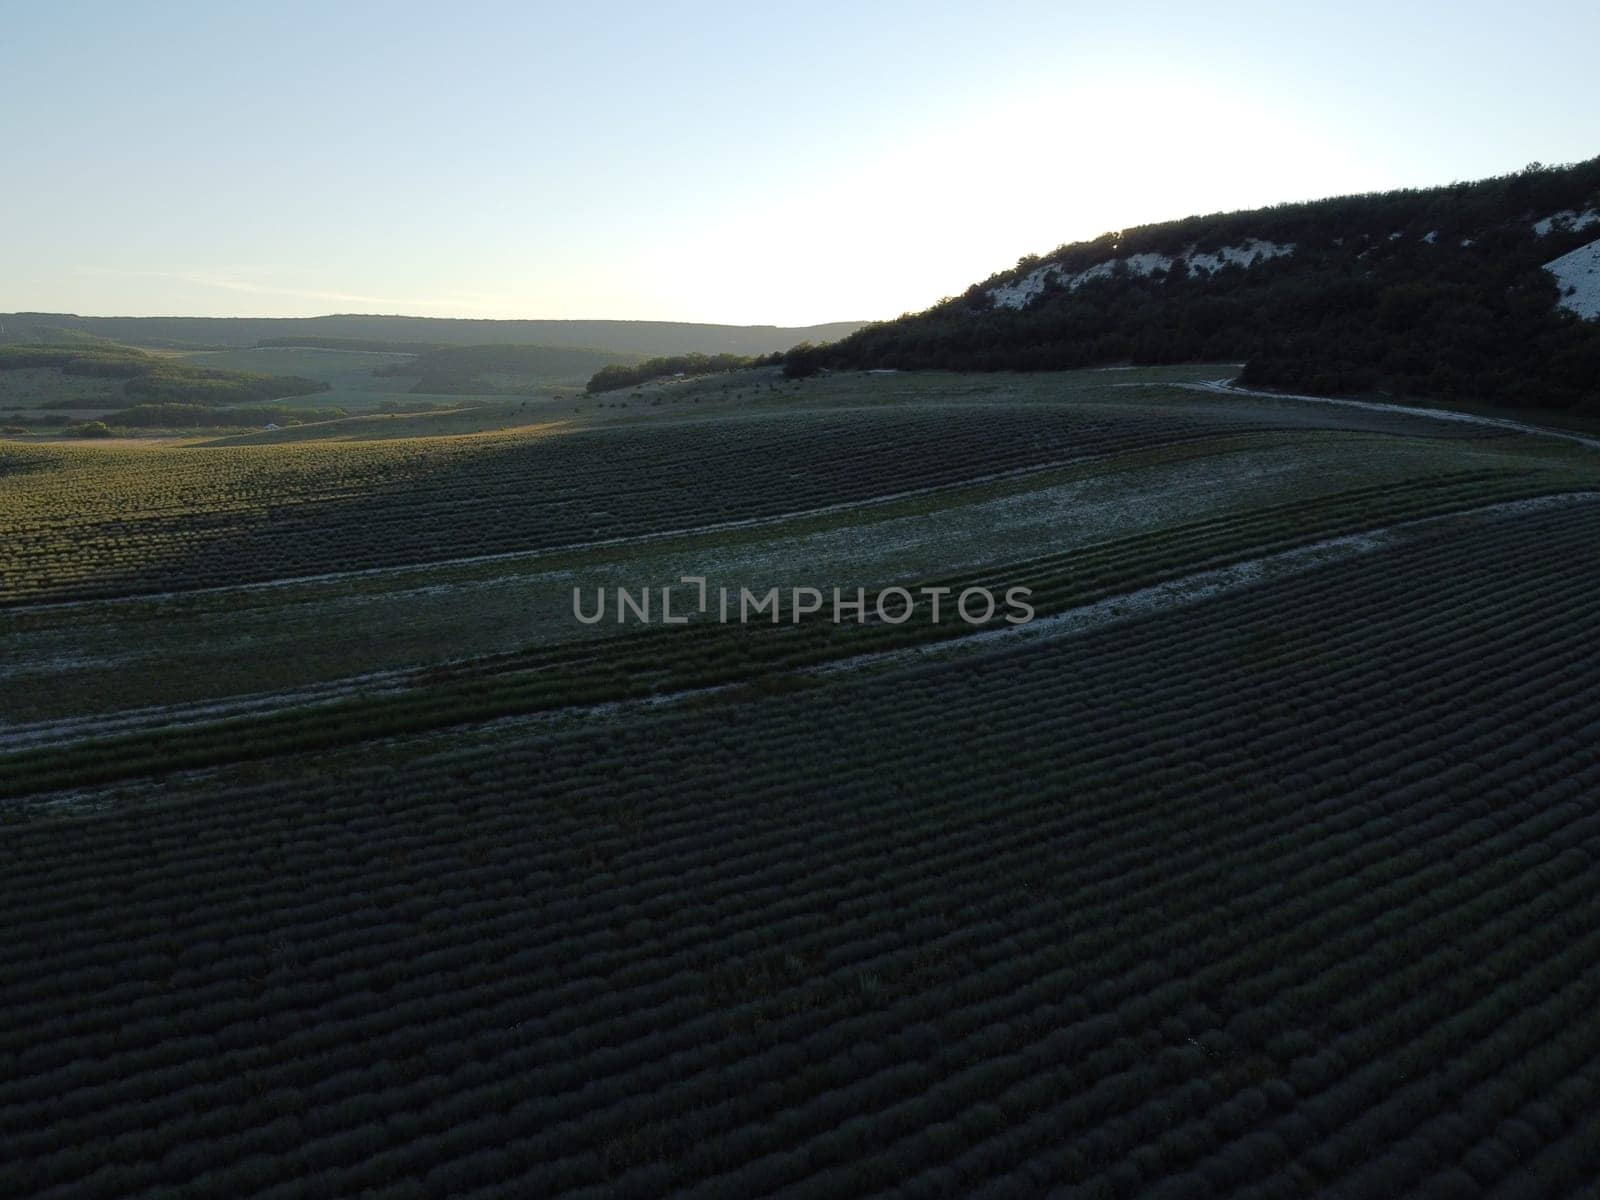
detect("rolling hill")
[9,363,1600,1196]
[787,157,1600,413]
[0,344,338,431]
[0,313,867,358]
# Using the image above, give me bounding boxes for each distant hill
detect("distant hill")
[0,314,866,358]
[379,344,640,394]
[0,344,328,405]
[787,157,1600,413]
[0,343,341,431]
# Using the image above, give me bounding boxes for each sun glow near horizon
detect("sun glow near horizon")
[3,0,1596,327]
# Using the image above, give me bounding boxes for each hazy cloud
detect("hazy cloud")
[71,267,514,314]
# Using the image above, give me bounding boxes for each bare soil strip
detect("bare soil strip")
[1175,378,1600,451]
[8,492,1593,755]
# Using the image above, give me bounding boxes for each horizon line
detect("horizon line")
[0,309,874,330]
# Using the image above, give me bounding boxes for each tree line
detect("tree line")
[587,352,774,393]
[0,345,330,406]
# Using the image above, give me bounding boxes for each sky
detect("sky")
[2,0,1596,327]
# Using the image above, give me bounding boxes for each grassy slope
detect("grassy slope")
[0,345,341,433]
[0,368,121,413]
[170,346,418,391]
[4,364,1595,776]
[2,344,614,433]
[198,406,543,444]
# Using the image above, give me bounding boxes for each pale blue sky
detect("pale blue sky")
[2,0,1595,325]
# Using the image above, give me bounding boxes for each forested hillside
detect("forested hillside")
[0,345,328,399]
[380,344,637,394]
[586,352,761,393]
[789,158,1600,412]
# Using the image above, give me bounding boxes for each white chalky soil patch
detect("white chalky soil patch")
[1533,209,1600,237]
[1545,236,1600,320]
[989,240,1295,309]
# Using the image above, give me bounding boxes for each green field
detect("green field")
[5,364,1600,1196]
[0,366,121,413]
[5,363,1593,772]
[0,343,622,436]
[169,345,520,418]
[170,344,613,413]
[0,344,345,434]
[170,346,423,407]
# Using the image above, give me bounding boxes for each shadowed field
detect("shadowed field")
[5,364,1600,1199]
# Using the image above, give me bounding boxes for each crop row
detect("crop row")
[0,403,1320,603]
[3,503,1600,1196]
[0,467,1573,797]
